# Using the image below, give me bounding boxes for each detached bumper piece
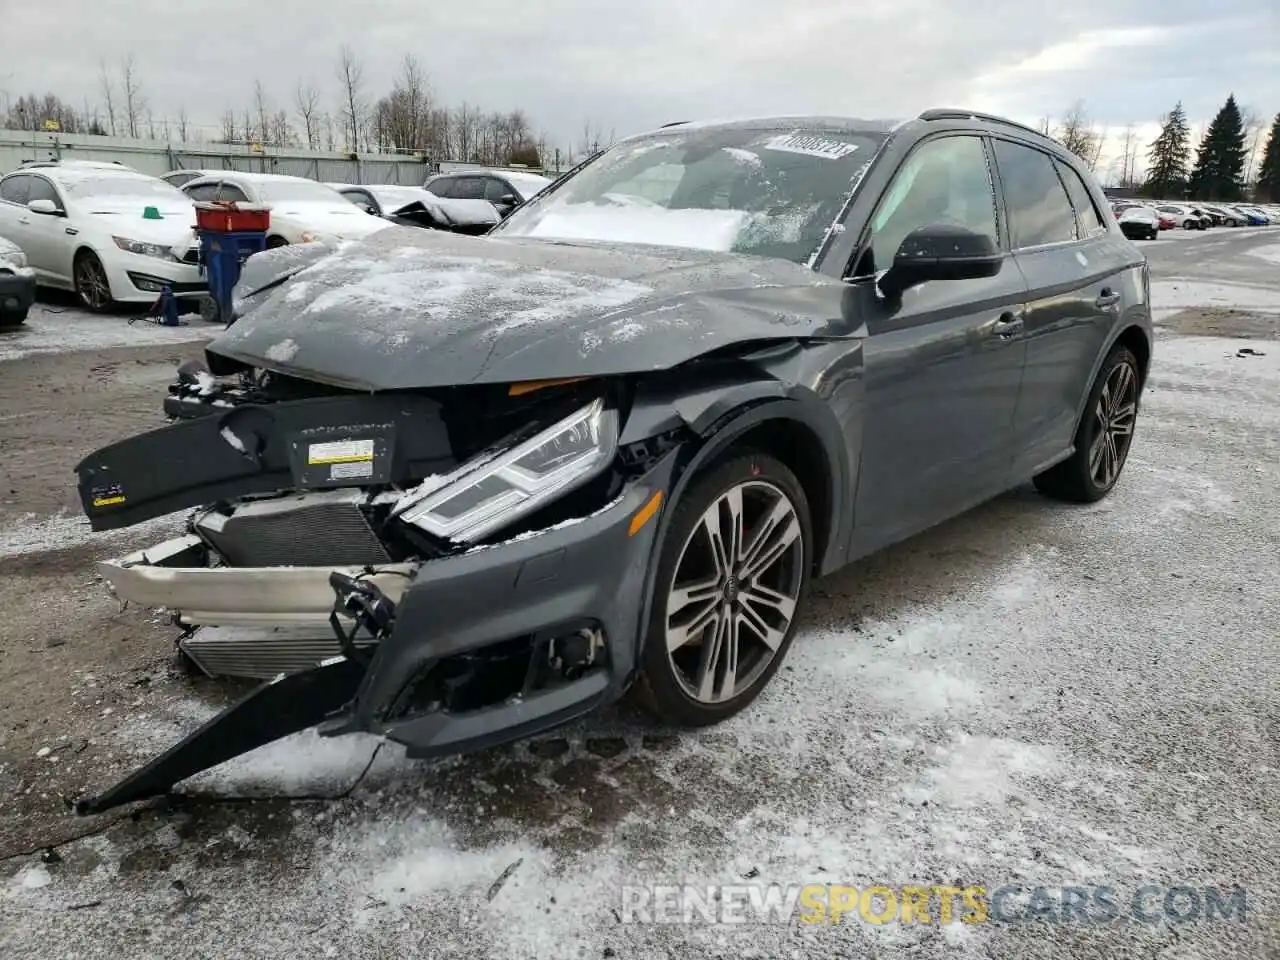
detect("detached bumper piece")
[75,657,365,816]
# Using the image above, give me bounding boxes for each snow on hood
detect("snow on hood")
[398,196,500,227]
[83,197,197,245]
[270,203,393,239]
[208,226,846,391]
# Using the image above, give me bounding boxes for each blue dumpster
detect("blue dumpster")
[194,202,270,325]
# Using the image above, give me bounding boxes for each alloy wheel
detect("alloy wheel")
[664,480,805,704]
[76,255,111,310]
[1088,359,1138,489]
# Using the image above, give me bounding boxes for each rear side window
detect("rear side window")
[185,182,219,202]
[451,177,487,200]
[1055,161,1106,237]
[0,174,31,205]
[993,140,1077,248]
[217,183,250,203]
[425,178,454,198]
[484,178,511,202]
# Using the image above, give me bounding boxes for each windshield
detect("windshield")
[494,125,887,263]
[256,180,344,204]
[62,176,189,202]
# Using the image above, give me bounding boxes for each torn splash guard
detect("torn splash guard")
[76,657,367,816]
[76,394,454,531]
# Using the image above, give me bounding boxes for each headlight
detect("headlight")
[0,247,26,269]
[113,236,175,260]
[299,231,319,243]
[395,397,618,543]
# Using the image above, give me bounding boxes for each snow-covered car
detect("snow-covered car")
[0,163,203,311]
[424,168,553,218]
[181,172,391,248]
[0,234,37,325]
[1116,205,1161,240]
[330,183,500,235]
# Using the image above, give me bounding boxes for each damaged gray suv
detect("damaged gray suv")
[75,110,1152,814]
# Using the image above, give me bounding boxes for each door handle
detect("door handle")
[17,217,30,225]
[1095,288,1122,309]
[992,312,1023,339]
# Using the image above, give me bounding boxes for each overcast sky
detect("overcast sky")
[1,0,1276,172]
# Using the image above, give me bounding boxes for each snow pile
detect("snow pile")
[0,306,212,363]
[0,509,187,559]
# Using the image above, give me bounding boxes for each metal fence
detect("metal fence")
[0,129,552,185]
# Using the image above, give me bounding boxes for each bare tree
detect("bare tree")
[1241,107,1266,185]
[336,45,366,151]
[1053,100,1100,167]
[220,109,237,143]
[120,54,146,138]
[98,60,117,136]
[295,81,321,149]
[322,112,337,151]
[176,105,189,143]
[253,79,271,144]
[1115,124,1138,187]
[271,110,292,147]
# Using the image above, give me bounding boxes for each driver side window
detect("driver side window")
[865,135,999,275]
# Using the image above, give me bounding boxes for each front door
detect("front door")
[21,175,75,285]
[848,134,1029,556]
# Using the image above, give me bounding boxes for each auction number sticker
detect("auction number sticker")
[329,460,374,480]
[762,134,860,160]
[308,439,375,466]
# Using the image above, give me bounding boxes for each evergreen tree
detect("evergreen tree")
[1257,113,1280,203]
[1188,94,1247,201]
[1144,102,1190,199]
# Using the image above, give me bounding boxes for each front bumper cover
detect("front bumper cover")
[76,450,678,815]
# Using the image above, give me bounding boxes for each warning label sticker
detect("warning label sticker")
[761,134,860,160]
[330,460,374,480]
[308,439,375,466]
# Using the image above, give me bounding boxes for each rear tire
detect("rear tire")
[632,452,812,727]
[266,235,289,249]
[0,308,28,326]
[1034,346,1141,503]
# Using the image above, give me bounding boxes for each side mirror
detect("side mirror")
[28,198,60,216]
[879,224,1002,298]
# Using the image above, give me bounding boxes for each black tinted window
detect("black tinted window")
[485,178,511,202]
[1055,161,1105,236]
[869,135,998,273]
[27,177,62,208]
[0,174,31,205]
[185,183,219,202]
[994,140,1077,248]
[451,177,486,200]
[425,178,454,198]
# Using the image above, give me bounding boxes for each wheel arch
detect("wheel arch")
[626,389,853,681]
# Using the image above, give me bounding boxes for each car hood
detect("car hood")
[82,203,197,245]
[271,204,392,238]
[208,227,844,391]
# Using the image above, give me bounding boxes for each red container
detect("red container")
[194,201,271,233]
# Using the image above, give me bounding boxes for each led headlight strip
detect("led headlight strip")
[394,397,618,543]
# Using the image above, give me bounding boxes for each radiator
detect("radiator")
[179,624,376,679]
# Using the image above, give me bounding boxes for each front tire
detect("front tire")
[1034,346,1141,503]
[633,452,812,727]
[74,250,113,312]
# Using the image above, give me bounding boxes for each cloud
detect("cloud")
[0,0,1275,155]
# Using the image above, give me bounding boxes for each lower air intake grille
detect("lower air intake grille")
[194,490,391,567]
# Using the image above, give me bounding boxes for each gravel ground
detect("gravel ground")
[1,233,1278,959]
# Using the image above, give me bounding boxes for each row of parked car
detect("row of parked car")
[1109,197,1278,240]
[0,159,554,324]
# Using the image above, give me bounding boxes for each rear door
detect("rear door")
[849,133,1030,554]
[990,138,1127,476]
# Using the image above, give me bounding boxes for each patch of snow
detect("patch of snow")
[0,305,213,363]
[264,338,300,363]
[0,508,188,559]
[1151,278,1280,312]
[192,369,218,396]
[721,147,762,167]
[12,865,53,890]
[1244,242,1280,265]
[523,205,751,252]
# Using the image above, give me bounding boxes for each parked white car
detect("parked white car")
[180,172,390,247]
[0,162,203,311]
[1153,203,1211,230]
[0,234,37,325]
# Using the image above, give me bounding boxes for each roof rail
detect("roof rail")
[659,120,690,128]
[918,109,1047,138]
